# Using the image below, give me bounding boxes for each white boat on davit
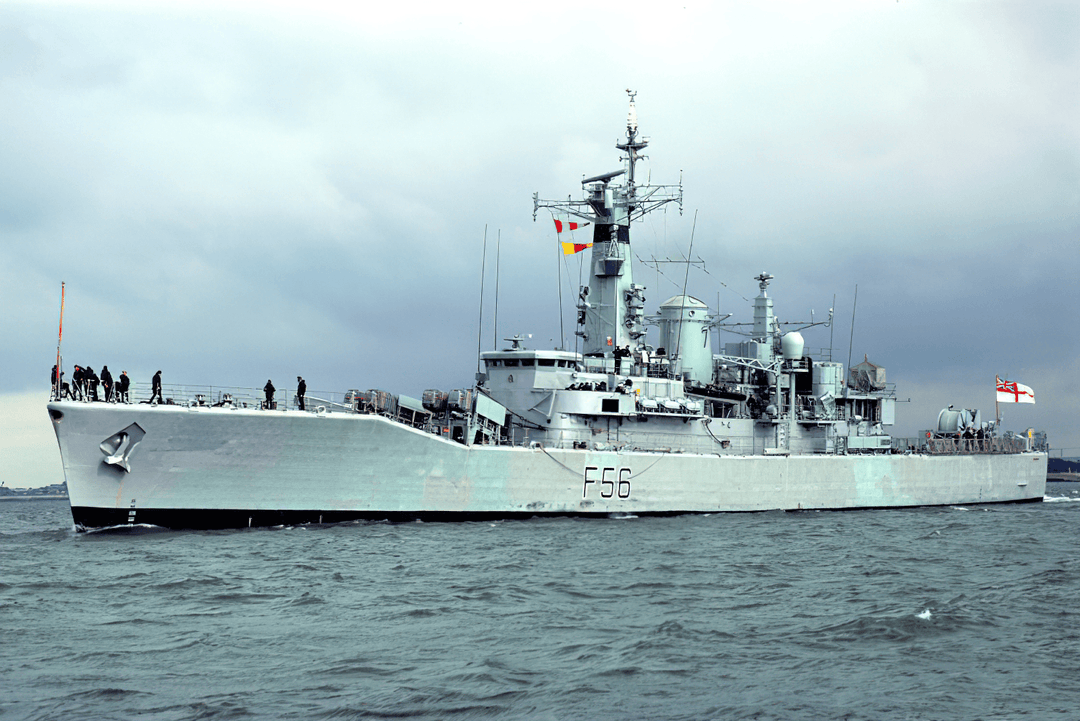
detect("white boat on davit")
[47,92,1048,530]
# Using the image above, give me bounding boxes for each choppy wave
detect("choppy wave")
[2,497,1078,720]
[82,522,167,534]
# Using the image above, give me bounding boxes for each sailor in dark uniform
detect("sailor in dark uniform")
[150,370,163,404]
[101,366,113,402]
[613,345,631,375]
[84,366,99,401]
[51,365,70,400]
[264,380,275,410]
[117,371,130,403]
[296,376,306,411]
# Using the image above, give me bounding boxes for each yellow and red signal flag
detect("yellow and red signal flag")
[554,216,591,254]
[561,241,593,255]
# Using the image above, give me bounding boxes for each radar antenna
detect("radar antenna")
[533,89,682,224]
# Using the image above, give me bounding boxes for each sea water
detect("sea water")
[2,487,1079,720]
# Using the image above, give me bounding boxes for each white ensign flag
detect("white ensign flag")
[996,378,1035,404]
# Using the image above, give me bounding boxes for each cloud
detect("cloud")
[2,0,1078,482]
[0,392,64,489]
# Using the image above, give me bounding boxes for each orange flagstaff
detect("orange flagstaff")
[54,282,65,399]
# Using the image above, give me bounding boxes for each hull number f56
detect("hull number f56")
[583,467,631,499]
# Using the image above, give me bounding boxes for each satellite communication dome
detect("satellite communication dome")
[781,332,804,361]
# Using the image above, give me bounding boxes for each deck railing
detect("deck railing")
[51,385,1043,457]
[51,382,356,412]
[891,435,1031,455]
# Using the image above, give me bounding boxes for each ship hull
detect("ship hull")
[49,402,1048,530]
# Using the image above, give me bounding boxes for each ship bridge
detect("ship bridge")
[481,349,581,387]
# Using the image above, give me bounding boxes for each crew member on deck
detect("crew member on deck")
[150,370,163,404]
[72,365,84,400]
[85,367,99,401]
[101,366,113,402]
[264,379,276,410]
[51,366,70,400]
[614,345,631,375]
[296,376,306,411]
[118,371,130,403]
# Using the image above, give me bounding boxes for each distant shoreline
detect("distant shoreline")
[0,496,69,502]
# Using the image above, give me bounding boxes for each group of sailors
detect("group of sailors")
[52,364,131,402]
[53,365,310,410]
[929,426,992,441]
[587,345,668,377]
[565,380,610,392]
[263,376,306,411]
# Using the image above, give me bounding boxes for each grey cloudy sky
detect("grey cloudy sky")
[2,0,1077,486]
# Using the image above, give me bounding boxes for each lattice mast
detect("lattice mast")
[533,91,682,358]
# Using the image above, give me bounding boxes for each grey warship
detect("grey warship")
[48,93,1048,530]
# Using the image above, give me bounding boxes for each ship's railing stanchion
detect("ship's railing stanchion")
[912,434,1029,456]
[100,382,352,410]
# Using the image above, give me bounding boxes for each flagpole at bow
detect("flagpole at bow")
[55,282,65,400]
